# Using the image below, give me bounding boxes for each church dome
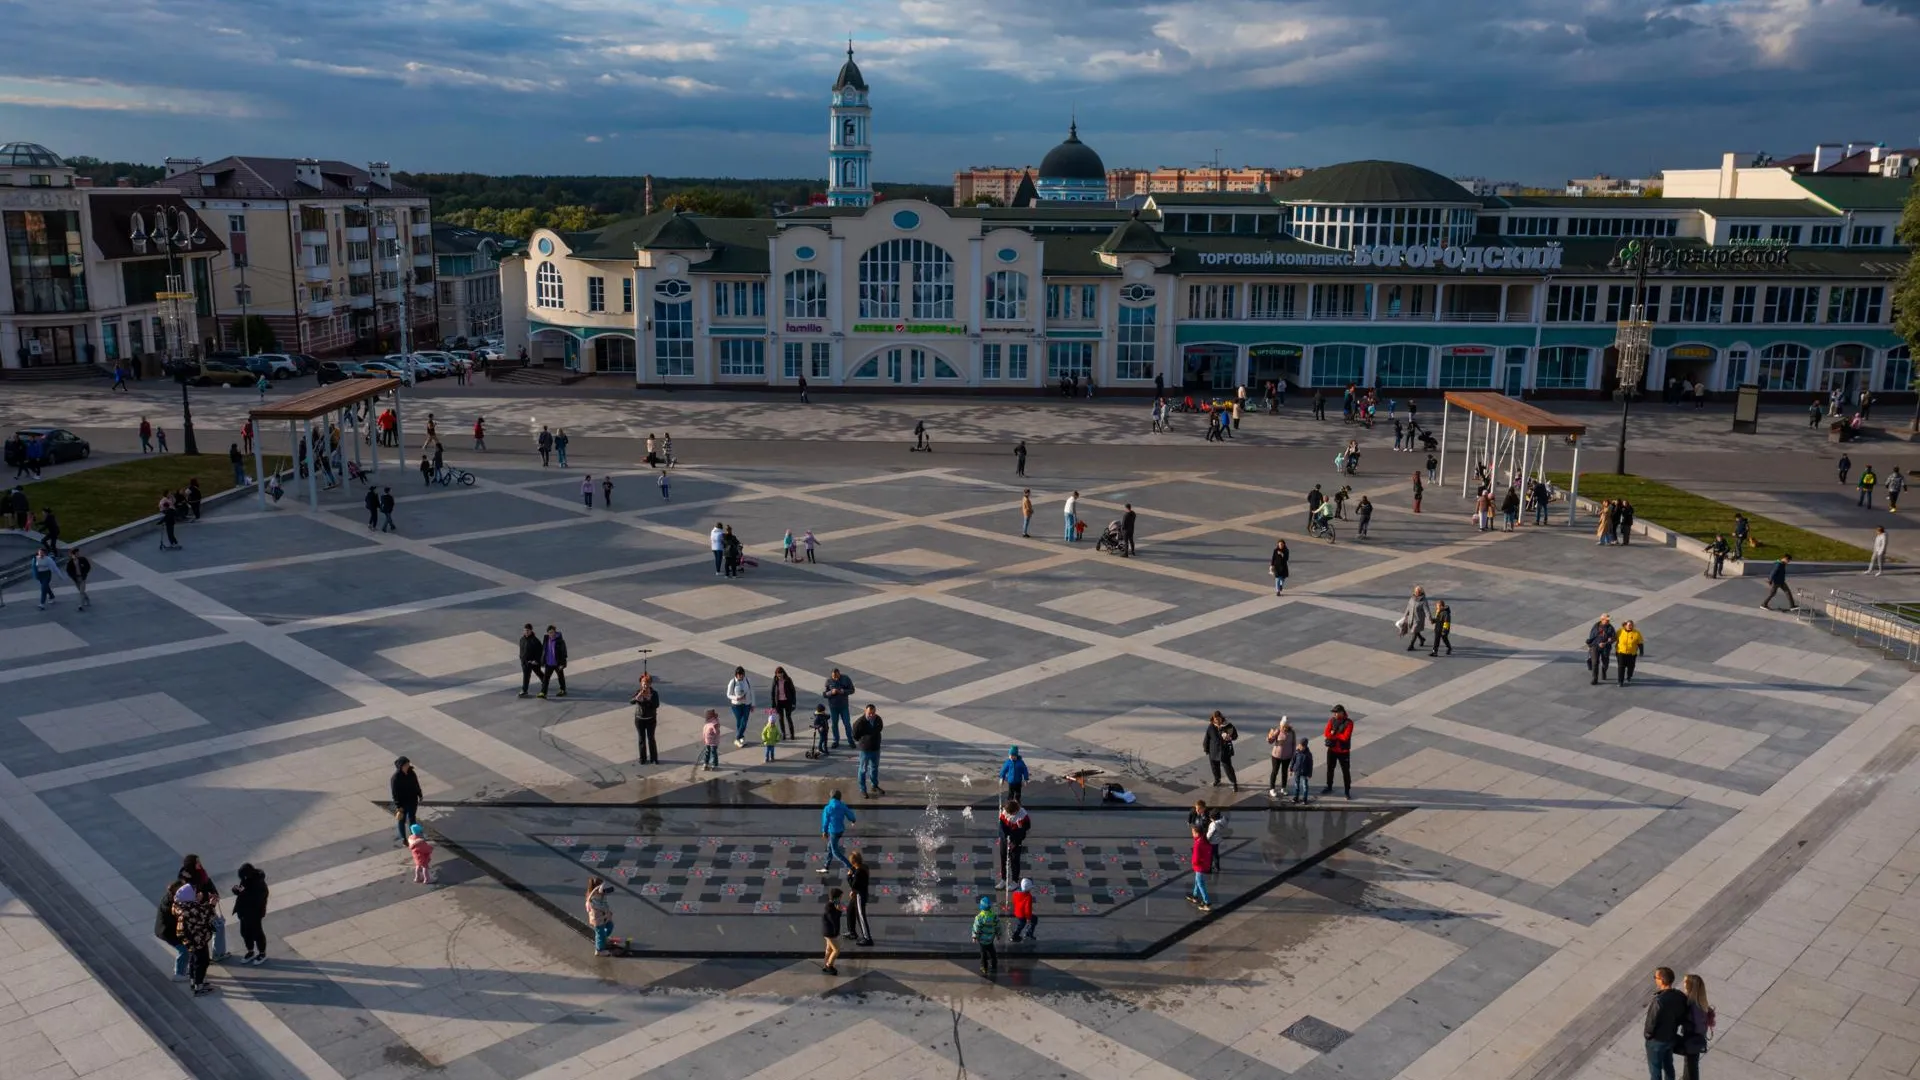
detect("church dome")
[833,45,867,92]
[0,142,65,169]
[1039,123,1106,181]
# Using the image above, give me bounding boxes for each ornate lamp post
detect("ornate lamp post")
[129,207,208,455]
[1607,240,1657,475]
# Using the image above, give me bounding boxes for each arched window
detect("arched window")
[984,271,1028,321]
[1535,346,1591,389]
[1884,345,1913,393]
[536,262,563,309]
[858,239,954,320]
[1758,343,1811,391]
[784,269,827,318]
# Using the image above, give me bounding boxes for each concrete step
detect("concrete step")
[492,366,587,386]
[0,814,269,1079]
[0,365,101,382]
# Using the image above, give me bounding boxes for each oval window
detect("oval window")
[536,237,553,256]
[794,245,816,261]
[892,210,920,230]
[997,248,1019,263]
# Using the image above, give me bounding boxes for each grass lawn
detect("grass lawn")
[20,454,290,541]
[1548,472,1871,563]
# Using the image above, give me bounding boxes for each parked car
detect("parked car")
[316,360,364,385]
[8,427,90,465]
[289,353,319,374]
[243,354,300,379]
[193,360,257,388]
[413,351,455,376]
[360,360,413,385]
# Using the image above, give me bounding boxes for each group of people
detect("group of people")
[1197,707,1358,802]
[157,854,271,996]
[1593,499,1639,545]
[1838,456,1907,512]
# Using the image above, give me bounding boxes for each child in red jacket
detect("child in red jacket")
[407,824,434,884]
[1009,878,1037,942]
[1188,827,1214,912]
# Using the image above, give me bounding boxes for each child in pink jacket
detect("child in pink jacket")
[407,824,434,884]
[700,710,722,771]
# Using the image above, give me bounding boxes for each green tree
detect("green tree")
[228,315,278,354]
[965,193,1005,207]
[661,186,758,217]
[543,204,596,231]
[1896,174,1920,361]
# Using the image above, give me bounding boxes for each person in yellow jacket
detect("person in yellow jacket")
[1614,620,1645,687]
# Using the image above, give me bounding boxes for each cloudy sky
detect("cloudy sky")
[3,0,1918,184]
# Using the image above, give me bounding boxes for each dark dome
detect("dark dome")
[1039,122,1106,181]
[833,44,867,92]
[1280,160,1475,204]
[0,142,65,169]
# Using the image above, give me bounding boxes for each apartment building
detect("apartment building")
[1106,166,1302,200]
[156,157,435,355]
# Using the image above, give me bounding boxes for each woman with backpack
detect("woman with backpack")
[232,864,270,965]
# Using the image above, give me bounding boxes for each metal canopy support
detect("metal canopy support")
[1460,410,1475,497]
[1438,401,1450,487]
[1569,439,1582,525]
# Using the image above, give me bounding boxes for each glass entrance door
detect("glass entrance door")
[1503,347,1526,396]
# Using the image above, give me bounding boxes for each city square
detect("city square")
[2,428,1917,1080]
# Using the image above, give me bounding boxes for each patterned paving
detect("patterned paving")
[0,454,1913,1080]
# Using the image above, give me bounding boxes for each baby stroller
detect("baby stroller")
[1418,429,1440,452]
[1094,519,1128,556]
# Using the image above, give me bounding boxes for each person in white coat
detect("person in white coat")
[1868,526,1889,576]
[726,667,755,746]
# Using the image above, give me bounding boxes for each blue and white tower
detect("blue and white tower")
[826,42,872,208]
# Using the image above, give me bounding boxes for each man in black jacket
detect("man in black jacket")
[390,756,423,845]
[1121,503,1138,557]
[365,486,380,530]
[851,705,885,797]
[518,624,543,698]
[1586,615,1618,686]
[1644,966,1691,1080]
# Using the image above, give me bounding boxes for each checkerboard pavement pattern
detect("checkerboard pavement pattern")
[0,457,1914,1080]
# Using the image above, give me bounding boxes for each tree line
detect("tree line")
[403,173,953,237]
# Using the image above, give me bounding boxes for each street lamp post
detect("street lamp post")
[129,206,208,455]
[1607,240,1657,476]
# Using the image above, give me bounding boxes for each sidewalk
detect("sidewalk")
[0,879,187,1080]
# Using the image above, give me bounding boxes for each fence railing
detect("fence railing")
[1825,590,1920,665]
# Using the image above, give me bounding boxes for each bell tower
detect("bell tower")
[827,41,872,208]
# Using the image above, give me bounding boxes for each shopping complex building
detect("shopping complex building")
[506,52,1912,400]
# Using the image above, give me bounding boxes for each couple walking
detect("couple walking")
[516,624,570,698]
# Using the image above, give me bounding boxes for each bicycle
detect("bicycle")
[435,466,476,487]
[1308,516,1337,543]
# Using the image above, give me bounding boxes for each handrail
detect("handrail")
[1825,590,1920,665]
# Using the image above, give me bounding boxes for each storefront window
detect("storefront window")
[1438,348,1494,388]
[1535,346,1591,389]
[4,210,87,314]
[1723,348,1750,390]
[1047,342,1094,381]
[717,338,765,376]
[1884,346,1913,392]
[1757,343,1810,391]
[1309,344,1365,387]
[1376,344,1431,388]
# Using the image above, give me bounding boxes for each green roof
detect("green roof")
[1096,214,1172,255]
[1033,234,1120,276]
[1497,195,1838,218]
[558,210,776,272]
[1146,193,1281,207]
[1794,175,1915,212]
[1280,160,1478,204]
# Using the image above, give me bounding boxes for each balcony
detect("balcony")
[348,259,371,276]
[410,222,431,238]
[345,226,369,243]
[306,299,334,318]
[377,287,401,303]
[300,229,327,246]
[413,282,434,299]
[349,294,373,310]
[375,224,398,241]
[304,263,331,282]
[377,256,401,273]
[413,252,432,268]
[1437,310,1504,323]
[1379,310,1436,321]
